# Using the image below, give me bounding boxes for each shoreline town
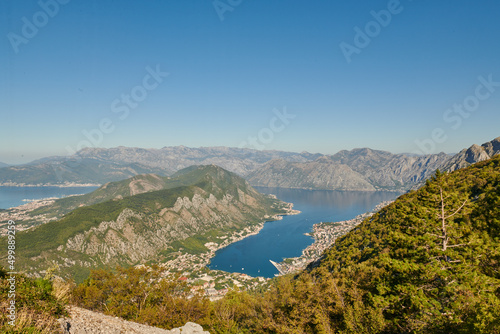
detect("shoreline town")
[270,200,394,276]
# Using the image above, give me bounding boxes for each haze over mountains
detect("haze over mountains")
[0,137,499,192]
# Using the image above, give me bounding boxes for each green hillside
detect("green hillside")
[29,165,259,222]
[250,156,500,333]
[29,173,173,220]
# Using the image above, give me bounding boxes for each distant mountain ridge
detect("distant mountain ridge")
[0,157,168,186]
[247,137,500,191]
[0,137,499,191]
[0,147,318,186]
[247,149,451,191]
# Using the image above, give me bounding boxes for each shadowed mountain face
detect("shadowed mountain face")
[247,137,500,192]
[247,150,451,191]
[0,137,499,191]
[0,165,287,281]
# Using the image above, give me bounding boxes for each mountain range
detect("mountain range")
[0,137,499,191]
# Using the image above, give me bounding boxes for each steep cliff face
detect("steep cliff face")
[6,166,286,280]
[247,158,375,191]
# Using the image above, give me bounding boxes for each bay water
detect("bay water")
[208,187,400,278]
[1,185,401,278]
[0,186,98,210]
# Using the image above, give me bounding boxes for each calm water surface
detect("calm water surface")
[208,187,400,278]
[0,186,98,209]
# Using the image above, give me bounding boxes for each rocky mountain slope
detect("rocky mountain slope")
[247,150,451,191]
[443,136,500,171]
[76,146,320,175]
[29,169,237,222]
[248,137,500,191]
[1,166,287,281]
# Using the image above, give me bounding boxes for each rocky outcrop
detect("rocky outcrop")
[59,306,209,333]
[56,191,259,270]
[443,137,500,171]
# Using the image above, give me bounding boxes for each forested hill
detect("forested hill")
[0,165,287,282]
[256,156,500,333]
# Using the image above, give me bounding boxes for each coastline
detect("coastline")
[161,200,301,275]
[0,183,101,188]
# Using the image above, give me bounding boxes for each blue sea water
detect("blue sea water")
[208,187,401,278]
[0,186,98,209]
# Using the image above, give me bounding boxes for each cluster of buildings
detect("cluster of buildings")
[159,222,266,275]
[175,270,268,301]
[0,198,57,235]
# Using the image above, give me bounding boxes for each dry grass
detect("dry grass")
[52,277,75,303]
[0,301,62,334]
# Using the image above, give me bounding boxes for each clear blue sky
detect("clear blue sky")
[1,0,500,164]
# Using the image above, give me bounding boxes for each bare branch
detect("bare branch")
[447,243,470,248]
[426,233,445,239]
[444,199,468,220]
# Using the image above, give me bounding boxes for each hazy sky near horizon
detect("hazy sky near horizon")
[1,0,500,164]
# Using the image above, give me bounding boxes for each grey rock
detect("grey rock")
[443,137,500,171]
[59,306,210,333]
